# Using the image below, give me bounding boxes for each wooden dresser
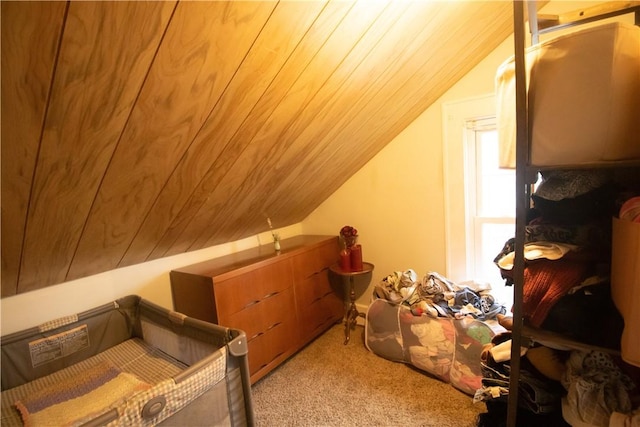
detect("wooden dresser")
[170,235,343,383]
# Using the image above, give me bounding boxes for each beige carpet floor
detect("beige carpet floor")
[251,323,486,427]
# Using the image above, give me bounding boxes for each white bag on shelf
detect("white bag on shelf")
[497,22,640,168]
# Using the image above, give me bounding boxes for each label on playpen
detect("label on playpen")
[28,324,90,367]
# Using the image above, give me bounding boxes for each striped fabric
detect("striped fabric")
[15,361,150,427]
[38,314,79,333]
[1,338,227,427]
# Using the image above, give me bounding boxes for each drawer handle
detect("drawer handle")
[259,351,285,371]
[267,321,282,331]
[263,291,280,299]
[244,300,261,309]
[258,347,288,371]
[307,266,329,279]
[249,331,264,341]
[244,290,280,309]
[249,322,281,341]
[273,350,285,360]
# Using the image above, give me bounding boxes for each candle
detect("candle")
[350,244,363,271]
[340,249,351,271]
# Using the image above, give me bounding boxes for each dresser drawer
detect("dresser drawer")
[298,293,343,343]
[290,238,338,281]
[295,271,340,308]
[224,287,296,343]
[214,260,293,319]
[247,319,296,379]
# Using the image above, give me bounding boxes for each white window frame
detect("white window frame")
[442,94,503,283]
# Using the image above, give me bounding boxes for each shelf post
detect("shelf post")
[506,1,530,426]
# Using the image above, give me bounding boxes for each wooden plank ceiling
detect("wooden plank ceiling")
[1,0,514,296]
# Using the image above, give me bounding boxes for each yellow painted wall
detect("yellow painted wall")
[302,35,515,307]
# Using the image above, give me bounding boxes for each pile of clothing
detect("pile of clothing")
[366,270,507,395]
[474,329,640,427]
[477,168,640,426]
[493,169,628,348]
[373,270,506,321]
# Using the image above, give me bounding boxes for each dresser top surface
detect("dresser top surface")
[171,235,337,278]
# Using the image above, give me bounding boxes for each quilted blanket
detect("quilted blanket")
[15,360,150,427]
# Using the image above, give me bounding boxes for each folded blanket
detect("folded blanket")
[15,360,150,427]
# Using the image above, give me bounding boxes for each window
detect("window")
[467,123,515,304]
[443,95,514,305]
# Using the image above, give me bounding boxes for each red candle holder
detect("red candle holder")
[350,244,363,271]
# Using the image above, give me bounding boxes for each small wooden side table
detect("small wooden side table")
[329,262,374,345]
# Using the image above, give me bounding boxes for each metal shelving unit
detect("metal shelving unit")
[506,2,640,426]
